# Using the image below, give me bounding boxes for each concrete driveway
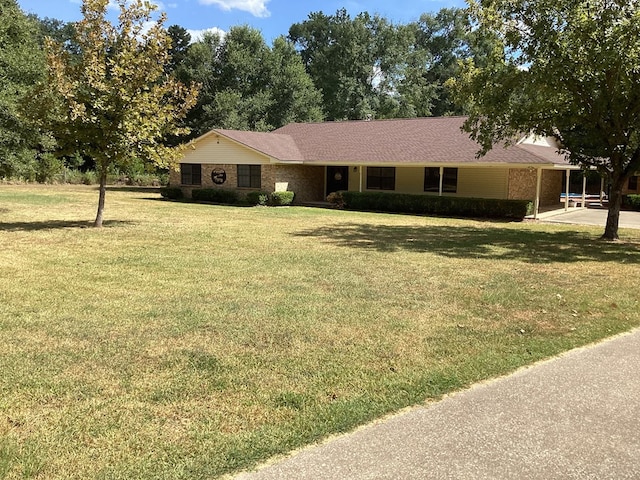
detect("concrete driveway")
[539,207,640,229]
[235,329,640,479]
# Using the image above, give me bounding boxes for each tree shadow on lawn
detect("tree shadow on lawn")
[293,223,640,264]
[0,219,133,232]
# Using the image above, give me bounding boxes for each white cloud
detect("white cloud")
[187,26,226,43]
[199,0,270,18]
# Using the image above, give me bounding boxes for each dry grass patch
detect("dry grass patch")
[0,184,639,479]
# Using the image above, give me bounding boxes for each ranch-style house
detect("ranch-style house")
[171,116,587,217]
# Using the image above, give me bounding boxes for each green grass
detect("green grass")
[1,184,639,479]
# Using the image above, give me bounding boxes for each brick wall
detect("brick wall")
[274,165,325,203]
[508,168,563,206]
[623,175,639,195]
[171,163,277,199]
[172,163,326,202]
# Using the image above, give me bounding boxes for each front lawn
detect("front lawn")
[1,185,638,479]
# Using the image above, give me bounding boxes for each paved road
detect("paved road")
[235,329,640,479]
[541,208,640,229]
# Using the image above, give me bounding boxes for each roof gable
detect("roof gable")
[189,117,571,167]
[214,129,303,161]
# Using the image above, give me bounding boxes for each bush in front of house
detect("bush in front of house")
[623,194,640,211]
[269,191,295,206]
[160,186,183,200]
[326,191,346,208]
[334,191,533,219]
[191,188,239,204]
[245,191,270,206]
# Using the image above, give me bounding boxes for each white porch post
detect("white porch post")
[600,176,605,203]
[565,168,571,211]
[581,174,587,209]
[359,166,363,192]
[438,166,444,196]
[534,167,542,219]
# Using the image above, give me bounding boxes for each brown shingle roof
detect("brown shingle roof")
[205,117,572,167]
[213,129,303,161]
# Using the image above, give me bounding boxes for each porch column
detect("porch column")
[534,167,542,219]
[438,166,444,196]
[600,176,605,203]
[565,168,571,211]
[359,166,363,193]
[581,174,587,209]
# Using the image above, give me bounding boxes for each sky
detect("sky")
[17,0,467,43]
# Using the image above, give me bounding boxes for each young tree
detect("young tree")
[450,0,640,240]
[43,0,198,227]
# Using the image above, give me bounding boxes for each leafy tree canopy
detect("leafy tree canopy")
[42,0,199,226]
[289,9,406,121]
[450,0,640,240]
[176,25,322,137]
[0,0,49,179]
[407,8,495,117]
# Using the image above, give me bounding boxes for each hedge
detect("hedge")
[269,191,295,206]
[331,191,533,219]
[623,194,640,211]
[245,191,270,206]
[160,187,183,200]
[245,191,295,206]
[191,188,239,204]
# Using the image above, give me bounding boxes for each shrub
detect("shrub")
[125,172,169,186]
[327,191,345,208]
[269,191,295,206]
[81,171,97,185]
[191,188,239,204]
[623,194,640,211]
[160,187,183,200]
[245,191,270,206]
[339,191,533,219]
[35,154,65,183]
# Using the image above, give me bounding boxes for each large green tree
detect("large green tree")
[176,26,322,136]
[289,9,407,121]
[451,0,640,240]
[404,8,494,117]
[173,31,224,137]
[43,0,198,227]
[0,0,47,180]
[166,25,191,75]
[266,36,324,128]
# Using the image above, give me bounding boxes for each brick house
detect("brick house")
[171,116,579,217]
[623,173,639,195]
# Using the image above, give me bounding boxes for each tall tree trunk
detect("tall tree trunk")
[601,175,624,241]
[94,168,108,228]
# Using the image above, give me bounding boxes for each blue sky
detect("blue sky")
[17,0,467,43]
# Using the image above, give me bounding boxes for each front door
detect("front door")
[326,166,349,196]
